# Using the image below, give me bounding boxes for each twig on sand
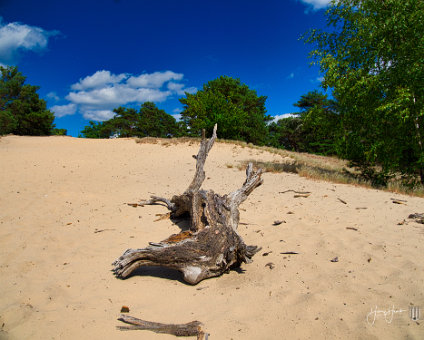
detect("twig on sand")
[280,190,311,195]
[337,198,347,204]
[391,198,407,205]
[117,314,208,339]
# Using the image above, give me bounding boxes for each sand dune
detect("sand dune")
[0,135,423,339]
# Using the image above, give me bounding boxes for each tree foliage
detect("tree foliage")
[269,90,339,155]
[180,76,271,145]
[0,66,55,136]
[80,102,178,139]
[138,102,179,137]
[80,121,109,138]
[305,0,424,184]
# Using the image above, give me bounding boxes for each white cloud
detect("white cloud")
[71,70,127,90]
[127,70,183,88]
[171,114,182,121]
[167,82,198,95]
[299,0,331,10]
[172,108,183,121]
[0,17,59,65]
[317,76,324,82]
[67,85,170,106]
[183,86,197,94]
[271,113,299,123]
[50,103,77,118]
[46,92,60,101]
[167,82,185,94]
[61,70,196,121]
[82,109,115,121]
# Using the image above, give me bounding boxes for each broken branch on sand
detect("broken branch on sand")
[113,125,263,284]
[117,314,208,339]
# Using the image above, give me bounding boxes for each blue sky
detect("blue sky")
[0,0,331,136]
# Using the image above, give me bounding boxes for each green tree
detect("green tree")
[180,76,271,145]
[0,66,55,135]
[52,128,67,136]
[305,0,424,184]
[139,102,178,137]
[269,91,339,154]
[294,90,340,155]
[80,102,179,138]
[108,107,139,137]
[80,121,110,138]
[268,116,303,151]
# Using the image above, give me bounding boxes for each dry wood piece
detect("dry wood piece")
[280,190,311,195]
[113,125,263,284]
[265,262,275,269]
[346,227,358,231]
[391,198,407,205]
[117,314,207,339]
[294,193,311,198]
[337,198,347,204]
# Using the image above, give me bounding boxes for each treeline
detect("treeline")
[80,78,339,159]
[80,102,183,139]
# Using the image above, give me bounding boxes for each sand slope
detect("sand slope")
[0,135,423,339]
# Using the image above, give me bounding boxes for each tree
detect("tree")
[268,91,339,154]
[180,76,271,145]
[305,0,424,184]
[0,66,55,135]
[109,107,139,137]
[139,102,179,137]
[80,121,110,138]
[80,102,179,138]
[52,128,67,136]
[268,116,304,151]
[294,90,340,155]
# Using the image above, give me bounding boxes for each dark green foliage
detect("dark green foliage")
[0,66,55,136]
[180,76,271,145]
[269,91,340,155]
[52,128,67,136]
[305,0,424,184]
[109,107,139,137]
[295,91,339,155]
[268,116,303,151]
[80,121,110,138]
[80,102,178,139]
[139,102,179,137]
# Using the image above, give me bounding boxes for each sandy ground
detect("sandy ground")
[0,135,423,340]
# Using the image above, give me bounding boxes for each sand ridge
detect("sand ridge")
[0,135,423,339]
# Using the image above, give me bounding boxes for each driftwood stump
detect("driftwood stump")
[113,125,263,284]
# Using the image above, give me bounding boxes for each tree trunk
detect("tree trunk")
[113,124,263,284]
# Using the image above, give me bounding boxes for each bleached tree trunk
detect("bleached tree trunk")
[113,125,262,284]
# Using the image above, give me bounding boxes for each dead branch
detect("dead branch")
[117,314,207,338]
[113,125,263,284]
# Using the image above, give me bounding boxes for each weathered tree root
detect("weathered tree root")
[113,124,263,284]
[117,314,208,339]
